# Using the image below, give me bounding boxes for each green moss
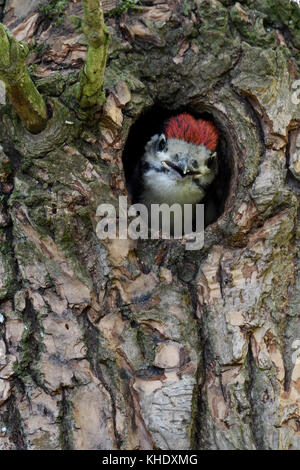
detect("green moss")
[230,3,276,47]
[105,0,142,17]
[0,229,16,300]
[75,0,110,112]
[182,0,194,16]
[192,0,241,65]
[256,0,300,27]
[255,0,300,64]
[39,0,69,27]
[0,152,11,181]
[30,42,51,63]
[36,73,66,97]
[0,24,48,134]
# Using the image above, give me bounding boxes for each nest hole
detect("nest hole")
[122,105,232,228]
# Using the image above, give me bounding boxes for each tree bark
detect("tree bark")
[0,0,299,450]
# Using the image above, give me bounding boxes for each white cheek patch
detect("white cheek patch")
[144,149,170,170]
[157,150,170,162]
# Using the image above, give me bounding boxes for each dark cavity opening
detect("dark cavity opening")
[122,105,231,227]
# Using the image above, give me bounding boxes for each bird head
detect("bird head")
[141,113,219,205]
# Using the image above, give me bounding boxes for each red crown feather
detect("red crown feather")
[164,113,219,151]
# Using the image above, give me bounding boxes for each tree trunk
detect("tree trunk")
[0,0,299,450]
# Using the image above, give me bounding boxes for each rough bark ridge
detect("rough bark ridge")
[0,0,299,450]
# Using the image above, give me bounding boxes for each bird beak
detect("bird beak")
[179,157,189,175]
[161,158,188,178]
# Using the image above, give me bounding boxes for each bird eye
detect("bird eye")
[158,135,166,152]
[192,159,198,168]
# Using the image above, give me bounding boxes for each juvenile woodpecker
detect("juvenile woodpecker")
[137,113,219,230]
